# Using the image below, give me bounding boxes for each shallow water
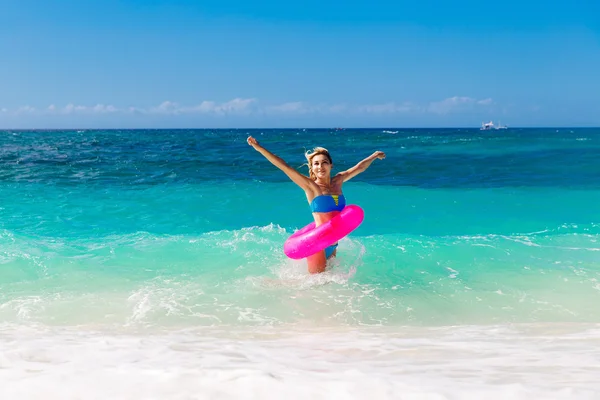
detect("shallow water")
[1,128,599,398]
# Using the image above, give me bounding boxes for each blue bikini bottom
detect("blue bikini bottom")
[324,243,338,258]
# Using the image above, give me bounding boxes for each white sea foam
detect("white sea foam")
[0,323,599,399]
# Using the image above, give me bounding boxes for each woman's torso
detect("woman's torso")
[307,177,345,226]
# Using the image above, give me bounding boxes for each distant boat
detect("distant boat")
[480,121,508,130]
[481,121,495,130]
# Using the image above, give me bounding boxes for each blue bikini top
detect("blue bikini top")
[310,194,346,213]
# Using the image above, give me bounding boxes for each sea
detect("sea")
[0,128,599,399]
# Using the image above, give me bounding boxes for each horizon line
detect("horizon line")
[1,126,599,131]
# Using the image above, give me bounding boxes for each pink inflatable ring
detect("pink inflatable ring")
[283,205,365,259]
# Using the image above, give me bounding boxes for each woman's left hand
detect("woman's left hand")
[247,136,260,148]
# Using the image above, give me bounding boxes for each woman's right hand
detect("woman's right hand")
[373,151,386,160]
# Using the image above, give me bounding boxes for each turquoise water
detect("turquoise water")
[1,128,599,327]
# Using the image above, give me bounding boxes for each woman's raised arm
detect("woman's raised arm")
[247,136,315,192]
[335,151,386,183]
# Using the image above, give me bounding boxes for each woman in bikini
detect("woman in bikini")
[247,136,386,274]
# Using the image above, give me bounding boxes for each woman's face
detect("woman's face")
[311,154,332,180]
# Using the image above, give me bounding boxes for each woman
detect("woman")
[247,136,385,274]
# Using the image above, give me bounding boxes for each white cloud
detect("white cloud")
[428,96,493,114]
[217,97,257,114]
[1,96,495,119]
[265,101,327,114]
[328,104,348,113]
[266,101,309,114]
[16,105,36,114]
[149,101,180,114]
[428,96,473,114]
[145,98,258,115]
[41,103,120,114]
[188,101,218,113]
[127,106,146,114]
[63,103,87,114]
[184,98,258,115]
[265,102,348,115]
[356,102,417,114]
[92,104,118,113]
[3,99,258,117]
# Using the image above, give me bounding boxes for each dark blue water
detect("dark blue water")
[1,128,598,188]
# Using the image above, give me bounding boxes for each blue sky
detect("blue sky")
[1,0,599,128]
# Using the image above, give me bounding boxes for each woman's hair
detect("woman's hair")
[304,147,333,180]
